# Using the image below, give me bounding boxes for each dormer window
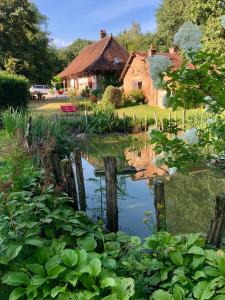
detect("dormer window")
[114,57,120,64]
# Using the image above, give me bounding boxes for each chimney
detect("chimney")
[169,47,178,53]
[100,30,107,39]
[148,45,157,56]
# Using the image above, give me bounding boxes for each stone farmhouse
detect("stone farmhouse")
[59,30,129,93]
[120,47,182,107]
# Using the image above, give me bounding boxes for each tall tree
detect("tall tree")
[116,22,154,53]
[154,0,190,50]
[0,0,60,83]
[184,0,225,54]
[154,0,225,54]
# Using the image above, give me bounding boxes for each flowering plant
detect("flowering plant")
[148,19,225,173]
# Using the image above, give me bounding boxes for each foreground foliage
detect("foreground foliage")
[1,111,225,299]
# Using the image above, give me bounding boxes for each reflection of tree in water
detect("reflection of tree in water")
[165,169,225,235]
[86,174,135,228]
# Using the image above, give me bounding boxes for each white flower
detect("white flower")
[207,118,214,125]
[148,55,172,89]
[204,96,213,102]
[174,22,202,53]
[221,15,225,29]
[182,127,198,145]
[168,167,177,176]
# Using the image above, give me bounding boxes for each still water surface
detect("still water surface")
[78,134,225,238]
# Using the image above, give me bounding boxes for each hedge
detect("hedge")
[0,71,29,110]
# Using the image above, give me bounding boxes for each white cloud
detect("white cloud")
[51,38,72,48]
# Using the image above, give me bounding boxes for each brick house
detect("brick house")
[59,30,129,93]
[120,47,182,107]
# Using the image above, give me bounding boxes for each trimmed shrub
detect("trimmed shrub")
[127,89,145,104]
[102,85,122,108]
[0,71,29,110]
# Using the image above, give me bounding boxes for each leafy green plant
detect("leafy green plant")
[102,86,123,108]
[80,86,90,98]
[126,89,145,105]
[0,71,29,111]
[120,232,225,299]
[85,106,133,134]
[1,108,28,137]
[148,20,225,172]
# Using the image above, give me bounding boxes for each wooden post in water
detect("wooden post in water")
[61,158,79,211]
[154,179,166,231]
[104,157,118,232]
[75,149,87,211]
[50,150,62,185]
[207,193,225,248]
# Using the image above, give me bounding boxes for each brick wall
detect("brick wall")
[123,54,166,107]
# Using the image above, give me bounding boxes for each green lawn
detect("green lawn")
[29,98,71,117]
[116,104,199,120]
[29,98,200,120]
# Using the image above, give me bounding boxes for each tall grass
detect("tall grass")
[1,108,75,157]
[1,108,28,137]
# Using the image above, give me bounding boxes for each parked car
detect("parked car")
[30,85,50,95]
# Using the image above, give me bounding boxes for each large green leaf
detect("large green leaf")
[47,265,66,279]
[101,277,116,288]
[61,249,78,267]
[151,289,172,300]
[25,236,44,247]
[89,258,101,277]
[173,285,185,300]
[169,251,183,266]
[116,231,130,243]
[65,271,78,287]
[77,236,97,252]
[188,246,204,256]
[27,264,45,276]
[2,272,29,286]
[30,275,46,286]
[6,244,23,262]
[193,281,215,299]
[113,278,135,300]
[218,257,225,276]
[51,285,67,298]
[9,288,25,300]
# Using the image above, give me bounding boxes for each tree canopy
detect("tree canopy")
[154,0,225,54]
[116,22,154,53]
[56,39,93,69]
[0,0,60,83]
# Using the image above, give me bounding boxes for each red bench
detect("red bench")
[60,104,78,113]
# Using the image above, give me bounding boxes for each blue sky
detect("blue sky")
[33,0,161,48]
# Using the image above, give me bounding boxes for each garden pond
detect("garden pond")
[77,134,225,239]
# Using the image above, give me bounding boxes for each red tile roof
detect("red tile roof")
[120,50,183,80]
[59,36,129,78]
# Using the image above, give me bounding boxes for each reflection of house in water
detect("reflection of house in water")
[125,144,167,180]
